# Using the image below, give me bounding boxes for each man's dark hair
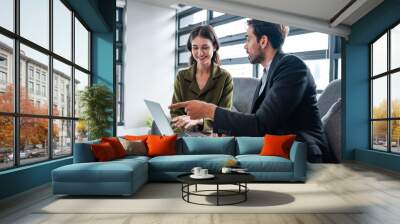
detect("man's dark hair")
[247,20,289,49]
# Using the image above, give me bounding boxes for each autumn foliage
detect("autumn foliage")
[0,84,59,150]
[372,99,400,142]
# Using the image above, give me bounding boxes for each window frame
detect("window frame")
[115,6,124,126]
[369,19,400,154]
[175,7,341,93]
[0,0,92,171]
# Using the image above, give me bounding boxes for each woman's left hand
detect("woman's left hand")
[171,115,202,130]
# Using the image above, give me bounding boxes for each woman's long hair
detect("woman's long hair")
[186,25,221,65]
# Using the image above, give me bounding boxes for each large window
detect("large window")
[175,7,341,93]
[0,0,91,171]
[370,23,400,154]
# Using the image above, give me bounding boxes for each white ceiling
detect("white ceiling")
[133,0,384,38]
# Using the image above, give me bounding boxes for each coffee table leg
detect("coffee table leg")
[217,184,219,206]
[245,183,247,201]
[195,184,197,192]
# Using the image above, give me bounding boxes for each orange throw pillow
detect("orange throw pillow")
[146,135,177,157]
[124,135,148,142]
[91,142,117,161]
[101,137,127,158]
[259,134,296,159]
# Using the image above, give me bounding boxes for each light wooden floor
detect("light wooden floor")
[1,162,400,224]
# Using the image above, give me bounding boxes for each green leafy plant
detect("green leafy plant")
[79,84,113,140]
[144,116,153,128]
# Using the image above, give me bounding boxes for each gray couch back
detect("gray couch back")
[232,77,260,113]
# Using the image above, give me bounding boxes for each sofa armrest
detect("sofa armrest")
[289,141,307,181]
[73,140,100,163]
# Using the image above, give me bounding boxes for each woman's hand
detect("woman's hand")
[171,115,203,130]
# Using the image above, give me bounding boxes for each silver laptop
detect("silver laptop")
[144,99,206,137]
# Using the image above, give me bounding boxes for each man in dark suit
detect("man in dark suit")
[170,20,333,163]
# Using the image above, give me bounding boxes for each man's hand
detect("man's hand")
[169,100,217,120]
[171,115,202,130]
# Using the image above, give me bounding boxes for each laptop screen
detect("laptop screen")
[144,99,175,135]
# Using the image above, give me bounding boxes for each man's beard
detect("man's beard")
[248,46,265,64]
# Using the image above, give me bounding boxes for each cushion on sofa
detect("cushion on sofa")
[235,137,263,155]
[91,142,118,161]
[147,135,177,157]
[180,137,235,155]
[236,155,293,172]
[52,160,147,183]
[101,137,127,158]
[119,138,147,156]
[259,134,296,159]
[148,154,235,172]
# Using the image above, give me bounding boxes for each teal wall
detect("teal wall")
[0,0,115,200]
[0,158,72,199]
[345,0,400,171]
[92,31,115,135]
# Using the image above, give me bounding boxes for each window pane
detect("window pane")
[372,77,387,119]
[212,11,224,18]
[179,51,190,64]
[338,58,342,79]
[20,0,49,49]
[221,63,252,78]
[372,121,387,151]
[391,120,400,153]
[20,117,49,165]
[391,24,400,70]
[0,116,13,170]
[0,0,14,31]
[283,32,328,53]
[74,69,89,118]
[214,19,247,38]
[53,59,72,117]
[304,59,330,90]
[0,35,14,113]
[179,10,207,28]
[20,44,49,115]
[179,33,190,47]
[75,120,88,143]
[391,72,400,118]
[53,119,72,158]
[53,0,72,60]
[219,43,246,59]
[75,18,89,70]
[372,33,387,76]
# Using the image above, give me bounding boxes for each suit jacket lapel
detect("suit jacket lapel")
[251,50,285,112]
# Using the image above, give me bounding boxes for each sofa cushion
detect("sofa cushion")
[119,138,147,156]
[236,137,263,155]
[148,154,235,172]
[259,134,296,159]
[101,137,127,158]
[180,137,235,155]
[91,142,118,161]
[236,155,293,172]
[147,135,177,157]
[52,159,147,183]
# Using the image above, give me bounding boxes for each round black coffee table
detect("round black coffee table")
[177,173,255,206]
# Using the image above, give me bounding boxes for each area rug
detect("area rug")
[37,183,362,214]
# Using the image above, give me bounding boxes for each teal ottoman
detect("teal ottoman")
[52,156,148,196]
